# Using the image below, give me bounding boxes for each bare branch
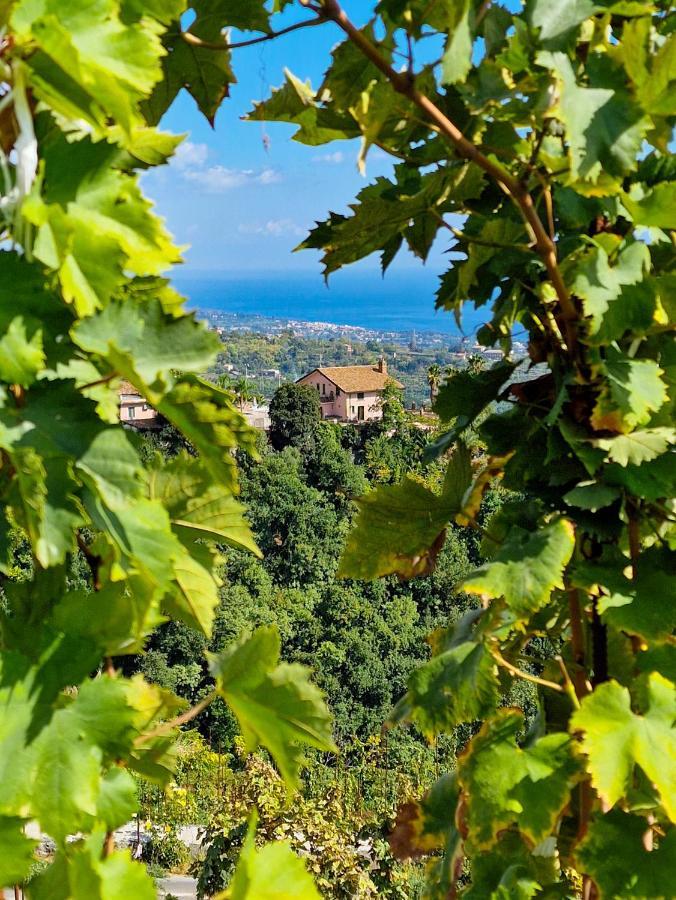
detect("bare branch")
[180,16,326,52]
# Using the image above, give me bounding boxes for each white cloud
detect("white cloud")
[171,141,281,193]
[312,150,344,164]
[173,141,209,169]
[238,219,305,237]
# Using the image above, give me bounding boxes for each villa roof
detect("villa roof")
[118,380,141,396]
[299,365,403,393]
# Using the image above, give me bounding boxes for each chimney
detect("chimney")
[377,356,387,375]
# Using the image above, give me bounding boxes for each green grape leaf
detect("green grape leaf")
[210,626,336,790]
[616,17,676,117]
[390,773,460,859]
[593,428,676,467]
[24,138,180,314]
[220,814,320,900]
[569,240,651,343]
[434,360,516,428]
[156,375,258,491]
[0,317,45,387]
[458,709,581,850]
[148,452,261,556]
[338,443,471,580]
[463,830,559,900]
[72,299,219,391]
[623,182,676,229]
[165,538,220,636]
[391,639,500,737]
[95,768,138,831]
[461,519,575,622]
[591,349,667,434]
[538,51,648,183]
[563,480,620,511]
[246,70,360,146]
[571,674,676,821]
[0,816,37,887]
[528,0,599,49]
[145,0,235,125]
[30,833,155,900]
[576,810,676,900]
[338,481,450,580]
[574,547,676,643]
[12,0,166,137]
[441,0,472,85]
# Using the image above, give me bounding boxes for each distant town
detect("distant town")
[120,311,529,432]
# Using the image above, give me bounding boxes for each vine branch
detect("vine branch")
[490,646,564,693]
[312,0,578,347]
[135,690,217,745]
[180,16,325,52]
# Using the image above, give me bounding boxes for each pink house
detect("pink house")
[118,381,159,429]
[296,359,402,423]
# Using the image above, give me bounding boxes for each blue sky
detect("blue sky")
[143,2,451,278]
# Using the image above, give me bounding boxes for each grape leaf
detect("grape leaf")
[441,0,472,85]
[623,182,676,229]
[391,638,499,737]
[593,428,676,466]
[591,349,667,433]
[145,0,235,125]
[210,626,336,790]
[219,814,320,900]
[576,810,676,900]
[72,299,219,391]
[538,51,648,183]
[461,519,575,621]
[0,816,37,887]
[156,376,258,491]
[24,138,180,314]
[571,673,676,821]
[463,830,559,900]
[148,452,261,556]
[564,480,619,512]
[0,317,45,387]
[458,709,581,850]
[569,240,650,343]
[434,360,516,428]
[11,0,166,137]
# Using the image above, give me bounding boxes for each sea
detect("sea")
[172,269,487,337]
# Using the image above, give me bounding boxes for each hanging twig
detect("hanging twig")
[134,690,218,746]
[180,16,325,52]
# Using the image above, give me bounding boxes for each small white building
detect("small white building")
[240,400,271,430]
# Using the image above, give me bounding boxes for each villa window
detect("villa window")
[351,406,355,414]
[357,391,364,399]
[128,407,135,419]
[322,383,325,395]
[336,387,341,396]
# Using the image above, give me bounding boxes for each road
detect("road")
[4,875,198,900]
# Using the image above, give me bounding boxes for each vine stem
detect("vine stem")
[135,690,218,745]
[490,646,564,693]
[311,0,578,350]
[180,16,325,52]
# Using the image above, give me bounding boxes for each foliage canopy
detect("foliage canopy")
[0,0,674,897]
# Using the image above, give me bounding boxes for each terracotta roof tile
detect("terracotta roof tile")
[298,365,403,393]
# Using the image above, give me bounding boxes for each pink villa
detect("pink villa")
[296,359,402,423]
[118,381,159,429]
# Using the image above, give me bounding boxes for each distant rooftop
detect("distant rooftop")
[301,364,403,393]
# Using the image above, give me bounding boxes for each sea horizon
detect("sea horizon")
[172,269,486,337]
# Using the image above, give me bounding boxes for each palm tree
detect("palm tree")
[427,363,441,406]
[467,353,485,375]
[233,377,255,412]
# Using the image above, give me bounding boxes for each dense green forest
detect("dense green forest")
[130,386,521,896]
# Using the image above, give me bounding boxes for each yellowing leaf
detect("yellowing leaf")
[461,519,575,622]
[571,674,676,821]
[210,626,335,790]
